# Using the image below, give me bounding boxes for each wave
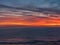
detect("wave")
[0,40,60,44]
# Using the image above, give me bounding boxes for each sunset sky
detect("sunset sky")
[0,0,60,41]
[0,0,60,27]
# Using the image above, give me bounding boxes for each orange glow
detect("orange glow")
[0,16,60,27]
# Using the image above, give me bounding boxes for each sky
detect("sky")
[0,0,60,41]
[0,0,60,9]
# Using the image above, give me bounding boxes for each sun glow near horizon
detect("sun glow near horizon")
[0,16,60,27]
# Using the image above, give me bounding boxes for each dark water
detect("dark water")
[0,27,60,43]
[0,44,39,45]
[0,27,60,45]
[0,44,59,45]
[0,27,60,39]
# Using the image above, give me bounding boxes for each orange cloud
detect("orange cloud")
[0,16,60,27]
